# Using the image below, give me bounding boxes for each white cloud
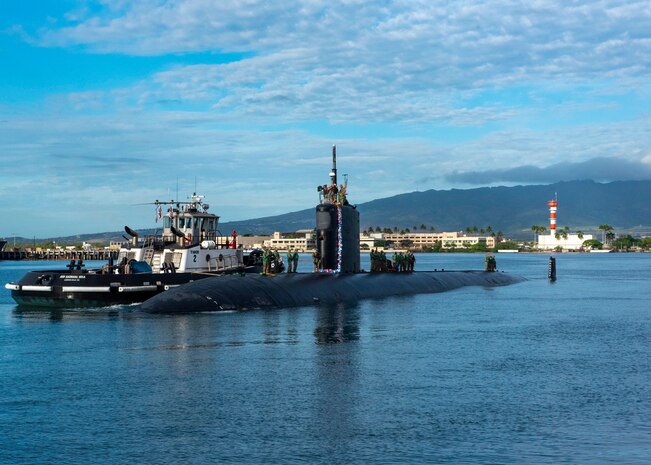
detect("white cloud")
[27,1,651,129]
[3,1,651,236]
[39,1,651,82]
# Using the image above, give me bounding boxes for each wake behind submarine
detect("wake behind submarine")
[141,146,524,314]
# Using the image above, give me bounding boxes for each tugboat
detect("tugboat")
[5,194,262,308]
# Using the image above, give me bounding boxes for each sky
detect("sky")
[1,0,651,238]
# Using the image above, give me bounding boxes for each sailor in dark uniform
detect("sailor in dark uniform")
[313,249,322,272]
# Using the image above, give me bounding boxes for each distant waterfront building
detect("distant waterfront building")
[233,235,269,250]
[363,231,497,250]
[109,241,128,251]
[264,230,316,251]
[536,197,593,251]
[538,233,591,251]
[226,229,500,252]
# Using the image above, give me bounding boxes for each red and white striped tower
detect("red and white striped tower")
[547,198,558,235]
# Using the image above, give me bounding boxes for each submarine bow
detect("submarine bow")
[140,271,524,314]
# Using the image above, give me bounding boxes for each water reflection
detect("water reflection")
[311,302,362,459]
[313,302,360,344]
[12,306,122,321]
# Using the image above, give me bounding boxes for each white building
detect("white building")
[264,230,316,251]
[362,231,497,250]
[537,233,592,251]
[536,198,593,251]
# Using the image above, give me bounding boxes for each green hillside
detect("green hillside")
[220,180,651,238]
[21,180,651,243]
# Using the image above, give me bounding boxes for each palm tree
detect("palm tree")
[556,226,569,240]
[531,225,546,243]
[420,224,426,231]
[429,226,435,233]
[577,230,584,239]
[598,224,613,243]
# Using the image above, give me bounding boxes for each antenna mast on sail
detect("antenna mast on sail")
[330,144,337,186]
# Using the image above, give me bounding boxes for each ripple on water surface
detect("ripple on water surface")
[0,254,650,464]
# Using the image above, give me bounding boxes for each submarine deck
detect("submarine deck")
[140,270,525,313]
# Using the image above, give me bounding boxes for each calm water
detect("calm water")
[1,253,649,464]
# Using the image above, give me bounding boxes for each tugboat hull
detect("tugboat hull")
[6,269,244,308]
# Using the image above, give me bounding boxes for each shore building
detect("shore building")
[536,198,593,251]
[364,231,497,250]
[263,230,316,252]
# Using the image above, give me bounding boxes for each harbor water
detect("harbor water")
[1,253,650,464]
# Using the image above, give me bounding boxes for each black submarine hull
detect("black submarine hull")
[140,271,525,313]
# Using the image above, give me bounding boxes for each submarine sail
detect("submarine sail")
[315,145,360,273]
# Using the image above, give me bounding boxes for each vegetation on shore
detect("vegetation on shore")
[5,223,651,253]
[364,222,651,253]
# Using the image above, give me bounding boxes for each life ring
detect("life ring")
[218,254,224,262]
[36,274,53,285]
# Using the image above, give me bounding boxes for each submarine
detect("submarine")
[141,146,524,314]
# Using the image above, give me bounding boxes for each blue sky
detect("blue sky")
[2,0,651,237]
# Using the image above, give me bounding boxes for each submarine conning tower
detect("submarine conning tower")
[316,145,360,273]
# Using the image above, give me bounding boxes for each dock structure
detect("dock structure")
[0,249,118,261]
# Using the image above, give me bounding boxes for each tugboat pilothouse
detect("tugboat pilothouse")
[5,194,261,308]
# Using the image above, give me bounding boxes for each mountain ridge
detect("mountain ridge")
[19,179,651,242]
[218,179,651,238]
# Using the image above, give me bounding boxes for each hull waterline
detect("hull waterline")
[7,269,254,309]
[140,270,525,314]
